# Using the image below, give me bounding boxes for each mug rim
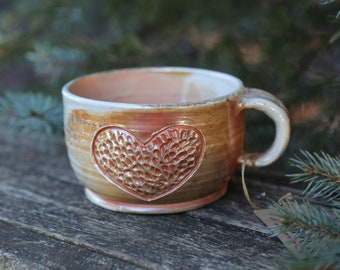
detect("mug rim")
[62,66,244,108]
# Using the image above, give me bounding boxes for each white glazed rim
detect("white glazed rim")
[61,67,244,108]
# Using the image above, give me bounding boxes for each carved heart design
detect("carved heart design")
[91,125,205,201]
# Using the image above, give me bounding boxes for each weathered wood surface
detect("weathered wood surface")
[0,130,300,270]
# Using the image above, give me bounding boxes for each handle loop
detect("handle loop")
[238,88,290,167]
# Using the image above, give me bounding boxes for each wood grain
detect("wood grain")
[0,130,300,269]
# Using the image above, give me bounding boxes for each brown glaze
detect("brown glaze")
[65,99,244,206]
[91,125,205,201]
[63,68,246,212]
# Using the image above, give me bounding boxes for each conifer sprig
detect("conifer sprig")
[26,42,87,85]
[277,239,340,270]
[0,91,63,138]
[272,199,340,250]
[288,151,340,207]
[271,151,340,269]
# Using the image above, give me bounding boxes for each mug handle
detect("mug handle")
[238,88,290,167]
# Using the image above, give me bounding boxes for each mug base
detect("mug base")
[84,185,227,214]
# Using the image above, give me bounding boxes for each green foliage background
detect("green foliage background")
[0,2,339,268]
[0,0,339,161]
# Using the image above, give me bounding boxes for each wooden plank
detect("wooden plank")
[0,132,75,185]
[0,220,141,270]
[0,167,283,269]
[190,174,303,234]
[0,150,300,235]
[0,130,302,235]
[0,130,299,269]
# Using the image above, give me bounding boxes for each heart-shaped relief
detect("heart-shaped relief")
[91,125,205,201]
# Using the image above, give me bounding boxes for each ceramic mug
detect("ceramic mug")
[62,67,290,214]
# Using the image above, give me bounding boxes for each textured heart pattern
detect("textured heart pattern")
[91,125,205,201]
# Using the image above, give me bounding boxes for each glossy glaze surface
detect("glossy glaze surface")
[62,67,289,213]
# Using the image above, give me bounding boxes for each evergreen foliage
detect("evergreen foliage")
[288,151,340,206]
[271,151,340,269]
[0,91,63,137]
[0,1,339,152]
[26,42,87,85]
[0,2,339,268]
[277,239,340,270]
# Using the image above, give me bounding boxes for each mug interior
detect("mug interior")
[66,67,243,105]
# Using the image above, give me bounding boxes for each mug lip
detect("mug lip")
[62,66,244,108]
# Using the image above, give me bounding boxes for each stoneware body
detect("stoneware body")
[62,67,290,214]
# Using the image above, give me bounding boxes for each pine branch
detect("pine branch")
[271,199,340,269]
[26,42,87,85]
[271,150,340,269]
[0,91,63,138]
[271,199,340,250]
[276,239,340,270]
[288,151,340,207]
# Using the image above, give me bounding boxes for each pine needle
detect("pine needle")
[271,150,340,269]
[276,239,340,270]
[288,150,340,207]
[26,42,87,85]
[271,199,340,250]
[0,91,63,138]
